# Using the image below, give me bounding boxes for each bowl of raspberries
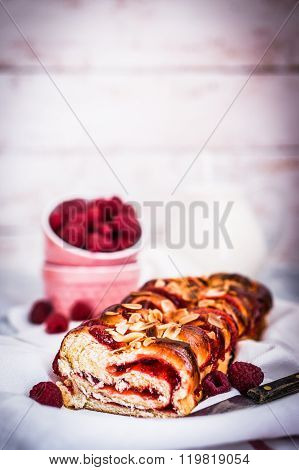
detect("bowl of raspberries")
[42,196,142,317]
[44,196,142,264]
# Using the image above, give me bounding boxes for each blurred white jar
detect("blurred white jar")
[141,184,267,279]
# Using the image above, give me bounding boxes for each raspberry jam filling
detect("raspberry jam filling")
[52,352,61,376]
[222,295,247,329]
[102,385,161,400]
[135,299,159,310]
[89,326,120,350]
[79,373,162,401]
[107,358,181,391]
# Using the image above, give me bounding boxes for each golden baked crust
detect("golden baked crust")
[53,273,272,417]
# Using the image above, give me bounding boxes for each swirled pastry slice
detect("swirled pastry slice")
[54,316,200,417]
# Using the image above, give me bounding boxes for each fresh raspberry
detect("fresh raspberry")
[70,301,92,321]
[98,235,116,252]
[112,211,141,248]
[62,198,86,216]
[111,196,123,211]
[111,213,127,231]
[69,210,87,226]
[98,222,113,239]
[93,198,106,206]
[102,200,118,222]
[49,208,62,233]
[113,234,131,251]
[121,211,140,230]
[202,371,231,397]
[119,222,141,249]
[29,381,63,408]
[89,219,102,234]
[86,231,117,252]
[59,199,85,226]
[45,313,69,334]
[228,361,264,394]
[86,232,102,252]
[29,300,53,324]
[122,203,136,216]
[60,223,86,248]
[117,235,133,251]
[87,201,102,229]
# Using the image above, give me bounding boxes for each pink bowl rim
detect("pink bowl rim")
[42,196,144,262]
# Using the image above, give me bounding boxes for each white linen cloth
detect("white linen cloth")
[0,299,298,450]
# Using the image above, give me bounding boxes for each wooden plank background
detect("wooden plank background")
[0,0,298,303]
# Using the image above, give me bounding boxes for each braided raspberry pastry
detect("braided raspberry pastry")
[53,273,272,417]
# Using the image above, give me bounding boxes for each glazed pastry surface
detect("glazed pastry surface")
[54,273,272,417]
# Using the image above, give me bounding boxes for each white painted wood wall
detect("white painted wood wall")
[0,0,298,301]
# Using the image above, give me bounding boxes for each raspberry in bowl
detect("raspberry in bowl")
[42,196,142,317]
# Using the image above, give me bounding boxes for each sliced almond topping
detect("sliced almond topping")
[154,279,166,288]
[156,322,177,331]
[140,310,150,322]
[129,321,157,332]
[178,313,200,325]
[166,281,181,294]
[115,320,129,335]
[128,313,142,324]
[107,329,145,343]
[204,288,226,298]
[104,311,118,316]
[131,341,142,349]
[148,312,156,323]
[223,280,231,291]
[163,325,181,340]
[128,321,146,331]
[174,308,189,317]
[122,303,142,310]
[161,299,174,313]
[150,308,161,314]
[112,346,127,354]
[198,299,215,308]
[208,314,224,328]
[155,328,164,338]
[148,309,163,323]
[143,337,156,347]
[207,331,216,340]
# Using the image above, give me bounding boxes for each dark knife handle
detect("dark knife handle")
[247,372,299,404]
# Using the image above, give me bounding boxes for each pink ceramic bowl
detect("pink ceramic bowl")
[43,262,140,318]
[42,198,143,267]
[42,196,143,317]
